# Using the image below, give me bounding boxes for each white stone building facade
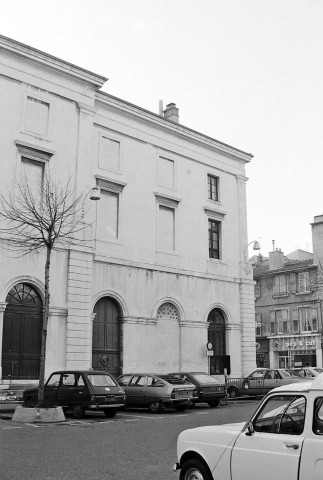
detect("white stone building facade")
[0,35,256,383]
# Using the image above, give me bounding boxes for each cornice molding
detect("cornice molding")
[0,34,107,89]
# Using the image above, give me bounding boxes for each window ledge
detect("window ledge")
[295,291,311,296]
[272,294,289,298]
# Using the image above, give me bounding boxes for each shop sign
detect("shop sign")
[286,340,316,348]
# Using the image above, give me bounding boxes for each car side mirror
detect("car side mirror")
[245,421,254,436]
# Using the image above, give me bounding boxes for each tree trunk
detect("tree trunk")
[38,246,51,407]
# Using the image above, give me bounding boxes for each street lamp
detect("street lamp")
[244,240,260,261]
[82,186,101,217]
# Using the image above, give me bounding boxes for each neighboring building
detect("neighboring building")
[0,35,256,384]
[254,224,323,369]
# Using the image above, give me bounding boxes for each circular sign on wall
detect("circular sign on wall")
[206,342,213,351]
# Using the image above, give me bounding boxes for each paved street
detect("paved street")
[0,400,259,480]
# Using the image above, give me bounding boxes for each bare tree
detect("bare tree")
[0,170,91,407]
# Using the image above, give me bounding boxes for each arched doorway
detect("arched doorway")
[2,283,43,379]
[156,302,180,370]
[92,297,121,376]
[208,308,226,375]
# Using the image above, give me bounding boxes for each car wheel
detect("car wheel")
[104,408,117,418]
[208,400,220,408]
[180,458,213,480]
[71,404,85,419]
[174,405,187,412]
[24,397,35,408]
[227,386,238,398]
[148,401,162,413]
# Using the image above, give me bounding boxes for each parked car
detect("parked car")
[287,366,323,378]
[168,372,226,407]
[226,368,308,398]
[23,370,125,418]
[173,374,323,480]
[116,373,197,413]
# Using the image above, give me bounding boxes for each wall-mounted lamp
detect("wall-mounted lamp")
[244,240,260,261]
[82,186,101,217]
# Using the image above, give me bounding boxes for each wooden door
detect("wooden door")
[92,297,121,376]
[2,283,42,379]
[208,308,226,375]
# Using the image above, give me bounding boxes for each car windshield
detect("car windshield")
[191,374,220,384]
[86,374,117,387]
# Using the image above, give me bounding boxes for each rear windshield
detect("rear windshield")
[158,375,191,385]
[191,374,220,384]
[86,374,117,387]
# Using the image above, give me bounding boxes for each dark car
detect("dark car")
[168,372,226,407]
[23,370,126,418]
[116,373,197,413]
[226,368,309,398]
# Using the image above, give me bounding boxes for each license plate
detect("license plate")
[105,395,115,403]
[179,391,189,396]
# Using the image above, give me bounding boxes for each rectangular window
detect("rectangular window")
[21,157,45,204]
[25,96,49,137]
[207,174,219,202]
[274,275,287,295]
[158,205,175,251]
[256,314,262,336]
[298,271,310,293]
[99,136,120,172]
[97,190,119,241]
[292,309,300,333]
[276,309,289,334]
[255,280,261,298]
[208,219,221,259]
[299,307,318,332]
[157,157,175,189]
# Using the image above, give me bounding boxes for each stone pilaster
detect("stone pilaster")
[66,248,93,369]
[0,303,7,379]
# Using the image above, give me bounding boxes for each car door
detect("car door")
[125,375,147,407]
[43,372,61,405]
[231,394,305,480]
[56,373,77,406]
[262,370,282,391]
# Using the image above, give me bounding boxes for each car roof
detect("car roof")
[51,370,112,375]
[270,373,323,393]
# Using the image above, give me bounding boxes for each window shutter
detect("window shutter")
[292,309,299,333]
[311,307,318,331]
[290,273,296,293]
[270,311,276,334]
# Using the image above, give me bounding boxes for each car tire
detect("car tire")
[104,408,117,418]
[71,404,85,419]
[148,401,162,413]
[208,400,220,408]
[180,458,213,480]
[227,386,238,398]
[174,405,187,412]
[24,397,35,408]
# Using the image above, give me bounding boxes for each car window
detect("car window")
[46,373,61,386]
[264,371,274,379]
[192,374,220,384]
[253,395,306,435]
[62,373,76,386]
[146,376,164,387]
[87,374,117,387]
[249,371,265,378]
[75,374,85,387]
[117,375,133,386]
[313,397,323,435]
[129,375,146,386]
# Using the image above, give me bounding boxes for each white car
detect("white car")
[173,374,323,480]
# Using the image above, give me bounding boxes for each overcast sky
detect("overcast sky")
[1,0,322,258]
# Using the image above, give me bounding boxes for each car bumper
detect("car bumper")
[88,403,124,410]
[173,462,180,472]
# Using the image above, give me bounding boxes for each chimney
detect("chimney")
[163,103,179,123]
[311,215,323,264]
[269,248,285,270]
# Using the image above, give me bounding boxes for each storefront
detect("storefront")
[256,338,269,368]
[269,334,323,369]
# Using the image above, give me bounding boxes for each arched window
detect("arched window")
[156,302,179,320]
[208,308,227,375]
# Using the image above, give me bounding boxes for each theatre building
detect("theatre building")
[0,35,256,385]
